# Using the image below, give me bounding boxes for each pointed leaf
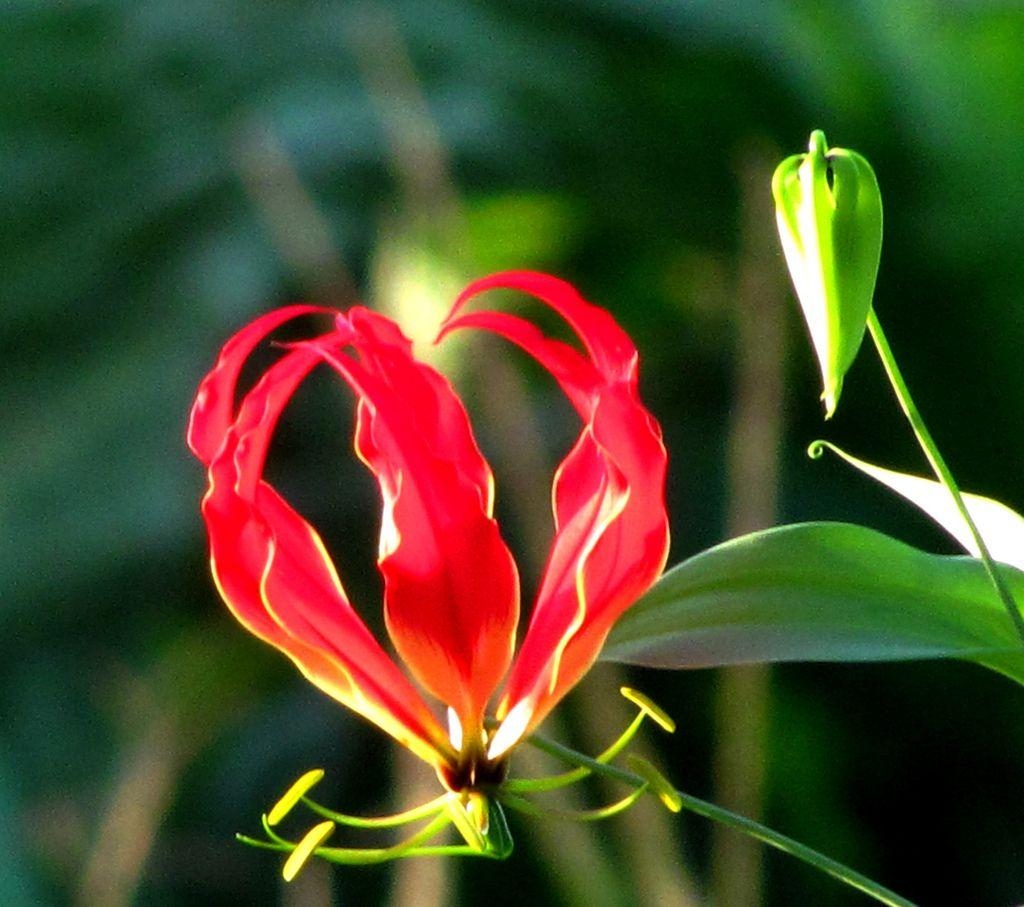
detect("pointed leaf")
[602,522,1024,684]
[811,441,1024,570]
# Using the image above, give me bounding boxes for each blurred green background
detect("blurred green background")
[3,1,1023,905]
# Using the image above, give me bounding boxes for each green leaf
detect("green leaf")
[810,441,1024,570]
[772,131,883,417]
[602,522,1024,683]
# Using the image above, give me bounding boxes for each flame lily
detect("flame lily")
[187,271,669,794]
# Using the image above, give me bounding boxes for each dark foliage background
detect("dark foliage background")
[2,2,1022,905]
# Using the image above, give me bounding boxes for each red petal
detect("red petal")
[442,272,669,750]
[306,308,519,737]
[442,271,637,386]
[187,305,324,464]
[193,316,451,767]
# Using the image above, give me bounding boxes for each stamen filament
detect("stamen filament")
[446,794,487,851]
[240,807,509,864]
[235,834,291,852]
[526,731,646,786]
[503,711,645,794]
[243,810,455,867]
[315,811,455,864]
[261,814,293,846]
[301,794,449,828]
[498,785,648,822]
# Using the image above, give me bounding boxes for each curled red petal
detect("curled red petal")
[192,316,451,767]
[441,272,669,750]
[187,305,325,464]
[306,307,520,737]
[442,271,637,385]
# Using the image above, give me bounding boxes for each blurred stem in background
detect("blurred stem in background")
[345,5,463,903]
[709,141,787,907]
[385,748,451,907]
[576,670,701,906]
[233,122,358,310]
[75,629,265,907]
[281,859,335,907]
[77,691,180,907]
[346,2,463,248]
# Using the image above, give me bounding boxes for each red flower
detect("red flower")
[188,271,669,791]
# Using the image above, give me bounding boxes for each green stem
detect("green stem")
[866,309,1024,643]
[526,734,918,907]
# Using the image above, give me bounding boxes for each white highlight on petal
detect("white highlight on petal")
[486,700,532,760]
[447,707,463,752]
[377,467,404,560]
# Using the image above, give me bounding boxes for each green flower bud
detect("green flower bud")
[772,130,883,418]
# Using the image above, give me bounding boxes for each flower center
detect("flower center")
[437,747,509,793]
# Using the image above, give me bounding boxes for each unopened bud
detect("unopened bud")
[772,130,883,418]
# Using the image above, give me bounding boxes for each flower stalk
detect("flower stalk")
[864,309,1024,642]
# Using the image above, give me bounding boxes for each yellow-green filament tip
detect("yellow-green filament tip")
[268,768,325,826]
[282,820,335,882]
[626,756,682,813]
[620,687,676,733]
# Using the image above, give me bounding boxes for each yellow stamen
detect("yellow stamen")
[620,687,676,733]
[282,820,335,881]
[268,769,325,826]
[626,756,682,813]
